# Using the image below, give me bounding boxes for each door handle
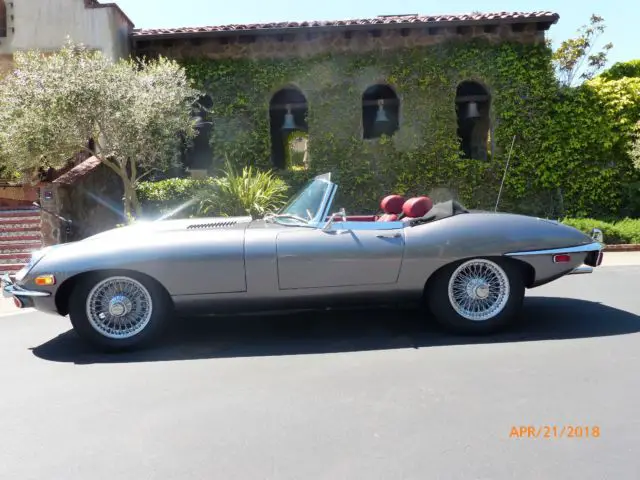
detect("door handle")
[376,233,401,239]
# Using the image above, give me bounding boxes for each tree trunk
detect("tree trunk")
[121,177,141,223]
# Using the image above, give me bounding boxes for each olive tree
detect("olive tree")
[0,39,203,220]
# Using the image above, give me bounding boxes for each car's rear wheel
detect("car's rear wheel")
[68,272,172,351]
[426,257,525,335]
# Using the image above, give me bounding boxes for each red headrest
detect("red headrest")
[402,196,433,218]
[380,195,405,215]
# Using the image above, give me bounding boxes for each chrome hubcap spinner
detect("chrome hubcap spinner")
[448,259,510,322]
[86,276,153,339]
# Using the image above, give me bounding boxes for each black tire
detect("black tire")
[426,257,525,335]
[68,271,173,352]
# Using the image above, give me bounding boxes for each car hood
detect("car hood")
[82,215,254,242]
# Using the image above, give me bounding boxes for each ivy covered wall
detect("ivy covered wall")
[178,38,639,218]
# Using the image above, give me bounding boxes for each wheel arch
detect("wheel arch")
[422,255,536,299]
[55,268,175,316]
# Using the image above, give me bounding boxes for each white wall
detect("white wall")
[0,0,133,61]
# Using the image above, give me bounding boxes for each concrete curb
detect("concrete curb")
[604,244,640,252]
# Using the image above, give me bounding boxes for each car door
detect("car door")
[275,220,405,290]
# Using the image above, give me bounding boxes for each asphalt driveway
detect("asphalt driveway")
[1,264,639,479]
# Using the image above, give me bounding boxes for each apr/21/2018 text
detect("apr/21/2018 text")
[510,425,600,439]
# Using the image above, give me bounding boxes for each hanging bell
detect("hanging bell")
[466,101,480,119]
[281,104,297,130]
[374,99,389,123]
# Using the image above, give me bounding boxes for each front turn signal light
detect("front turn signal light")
[34,275,56,286]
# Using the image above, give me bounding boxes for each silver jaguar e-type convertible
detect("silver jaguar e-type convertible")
[2,172,604,351]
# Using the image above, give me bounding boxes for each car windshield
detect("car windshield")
[265,176,332,225]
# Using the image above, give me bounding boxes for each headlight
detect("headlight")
[14,246,54,282]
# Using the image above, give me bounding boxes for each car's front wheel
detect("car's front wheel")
[426,257,525,335]
[68,272,172,351]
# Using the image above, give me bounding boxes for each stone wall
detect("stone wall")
[0,53,13,76]
[35,156,124,246]
[133,22,546,61]
[54,160,124,242]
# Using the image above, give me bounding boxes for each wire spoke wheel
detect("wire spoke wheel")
[85,276,154,339]
[447,259,510,322]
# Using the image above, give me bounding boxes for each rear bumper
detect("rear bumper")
[568,265,594,275]
[505,241,604,279]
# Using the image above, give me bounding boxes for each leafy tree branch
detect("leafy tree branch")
[0,38,203,221]
[553,14,614,87]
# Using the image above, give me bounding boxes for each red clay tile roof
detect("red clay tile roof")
[53,156,103,186]
[131,11,559,38]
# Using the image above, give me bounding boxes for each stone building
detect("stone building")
[130,11,559,175]
[0,0,133,73]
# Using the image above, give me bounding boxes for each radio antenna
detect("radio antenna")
[494,134,516,212]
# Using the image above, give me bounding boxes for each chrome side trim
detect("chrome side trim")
[504,241,603,257]
[1,273,51,298]
[567,266,594,275]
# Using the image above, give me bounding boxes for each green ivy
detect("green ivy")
[178,39,640,218]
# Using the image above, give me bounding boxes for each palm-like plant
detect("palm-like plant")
[197,160,290,217]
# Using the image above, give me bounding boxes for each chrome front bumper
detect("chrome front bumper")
[1,273,51,299]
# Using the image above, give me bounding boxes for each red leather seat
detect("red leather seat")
[377,195,405,221]
[402,196,433,220]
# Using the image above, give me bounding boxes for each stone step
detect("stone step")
[0,234,42,243]
[0,263,24,274]
[0,242,42,254]
[0,227,42,238]
[0,221,42,230]
[0,207,40,213]
[0,210,41,218]
[0,252,31,264]
[0,216,41,224]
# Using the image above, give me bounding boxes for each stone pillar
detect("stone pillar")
[39,183,63,246]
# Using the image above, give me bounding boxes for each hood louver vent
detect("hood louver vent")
[187,220,238,229]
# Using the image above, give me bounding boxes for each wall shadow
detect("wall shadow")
[31,296,640,365]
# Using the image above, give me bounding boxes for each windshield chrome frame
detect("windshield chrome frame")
[276,172,337,229]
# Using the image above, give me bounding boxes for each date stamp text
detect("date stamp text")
[510,425,600,439]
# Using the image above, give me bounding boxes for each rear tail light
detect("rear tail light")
[553,254,571,263]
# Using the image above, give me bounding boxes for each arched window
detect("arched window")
[183,94,214,172]
[0,1,7,38]
[269,86,308,169]
[362,84,399,139]
[455,81,491,160]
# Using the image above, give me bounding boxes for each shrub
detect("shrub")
[136,177,217,219]
[137,162,291,219]
[561,217,640,244]
[197,161,290,217]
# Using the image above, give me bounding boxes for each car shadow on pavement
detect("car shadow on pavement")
[31,296,640,365]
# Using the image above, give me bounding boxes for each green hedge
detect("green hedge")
[562,217,640,244]
[136,177,217,218]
